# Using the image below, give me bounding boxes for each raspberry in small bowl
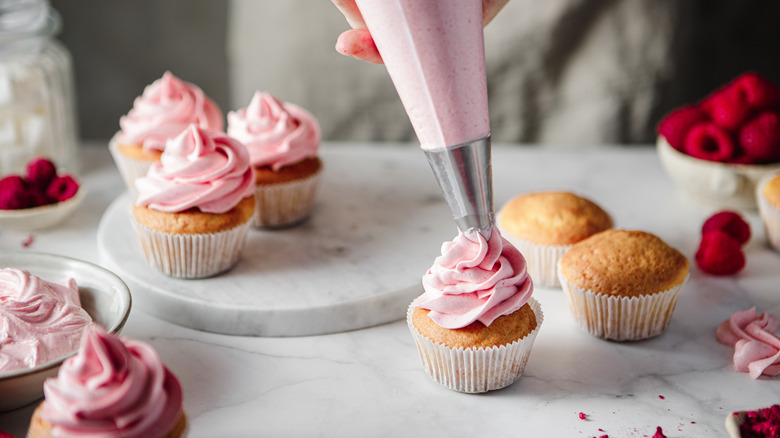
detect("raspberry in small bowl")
[657,72,780,210]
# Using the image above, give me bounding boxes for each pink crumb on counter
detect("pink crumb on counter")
[579,412,588,420]
[659,395,665,400]
[652,426,667,438]
[21,234,34,248]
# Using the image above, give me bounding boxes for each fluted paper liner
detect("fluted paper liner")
[108,134,155,194]
[252,170,321,228]
[757,172,780,252]
[131,214,251,279]
[407,297,543,393]
[558,264,686,341]
[498,220,570,288]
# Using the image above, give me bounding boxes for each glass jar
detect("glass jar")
[0,0,78,175]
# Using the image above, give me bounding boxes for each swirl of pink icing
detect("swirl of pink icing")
[411,228,534,329]
[118,71,224,154]
[0,268,92,374]
[716,307,780,379]
[135,124,255,214]
[227,91,320,171]
[42,327,183,438]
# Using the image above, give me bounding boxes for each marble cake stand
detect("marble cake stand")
[97,148,455,337]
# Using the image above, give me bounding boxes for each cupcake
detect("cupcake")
[757,171,780,251]
[110,71,224,192]
[28,326,187,438]
[497,191,613,288]
[227,91,322,227]
[558,229,689,341]
[408,228,543,393]
[132,124,255,278]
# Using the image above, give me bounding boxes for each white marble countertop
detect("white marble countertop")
[1,142,779,438]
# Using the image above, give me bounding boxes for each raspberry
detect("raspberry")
[738,111,780,164]
[25,157,57,189]
[684,123,736,162]
[702,211,751,245]
[695,230,746,275]
[731,72,780,112]
[703,88,752,131]
[45,174,80,203]
[0,175,28,209]
[658,105,707,151]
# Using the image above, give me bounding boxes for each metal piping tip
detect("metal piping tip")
[423,134,494,238]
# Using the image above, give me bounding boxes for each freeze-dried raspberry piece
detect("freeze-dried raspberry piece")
[684,123,736,162]
[25,157,57,189]
[731,72,780,112]
[741,405,780,438]
[739,111,780,164]
[46,174,80,203]
[652,426,667,438]
[702,211,751,245]
[695,231,745,275]
[658,105,707,150]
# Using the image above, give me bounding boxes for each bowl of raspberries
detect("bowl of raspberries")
[657,72,780,210]
[0,157,84,230]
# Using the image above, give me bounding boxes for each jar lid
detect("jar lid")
[0,0,59,42]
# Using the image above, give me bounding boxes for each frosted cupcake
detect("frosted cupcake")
[132,124,255,278]
[498,191,613,288]
[227,91,322,227]
[558,229,689,341]
[757,171,780,252]
[28,327,187,438]
[110,71,224,192]
[408,228,543,393]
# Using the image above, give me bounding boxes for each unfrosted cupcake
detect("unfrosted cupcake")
[110,71,224,192]
[28,326,187,438]
[227,91,322,227]
[132,124,255,278]
[408,228,543,393]
[558,229,689,341]
[757,171,780,252]
[498,191,613,288]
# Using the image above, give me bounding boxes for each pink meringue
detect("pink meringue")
[411,228,534,329]
[716,307,780,379]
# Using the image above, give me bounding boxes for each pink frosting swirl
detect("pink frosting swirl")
[135,124,255,214]
[227,91,320,171]
[42,327,183,438]
[118,71,224,154]
[411,228,534,329]
[717,307,780,379]
[0,268,92,374]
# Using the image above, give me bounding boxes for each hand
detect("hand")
[331,0,509,64]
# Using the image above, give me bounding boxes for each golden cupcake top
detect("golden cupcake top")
[762,173,780,208]
[559,229,689,297]
[499,191,613,245]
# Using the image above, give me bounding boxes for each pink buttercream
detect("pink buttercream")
[227,91,320,171]
[0,268,92,374]
[42,327,183,438]
[135,124,255,214]
[411,228,534,329]
[716,307,780,379]
[118,71,224,154]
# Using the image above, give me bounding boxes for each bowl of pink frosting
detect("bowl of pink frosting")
[0,252,132,411]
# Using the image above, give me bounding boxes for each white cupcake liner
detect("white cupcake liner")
[131,213,251,279]
[407,297,543,393]
[558,264,686,341]
[109,134,155,194]
[252,170,321,228]
[756,172,780,252]
[501,231,570,288]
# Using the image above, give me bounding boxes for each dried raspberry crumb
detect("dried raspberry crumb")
[21,234,34,248]
[659,395,665,400]
[740,404,780,438]
[579,412,588,420]
[652,426,667,438]
[695,230,746,276]
[702,211,751,245]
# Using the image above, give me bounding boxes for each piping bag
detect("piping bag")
[354,0,493,237]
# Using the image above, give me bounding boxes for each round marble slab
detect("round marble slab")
[97,147,455,336]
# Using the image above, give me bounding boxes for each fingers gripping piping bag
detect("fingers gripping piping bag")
[354,0,493,235]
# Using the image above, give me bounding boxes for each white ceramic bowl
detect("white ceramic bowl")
[0,187,86,231]
[657,136,780,210]
[0,252,132,411]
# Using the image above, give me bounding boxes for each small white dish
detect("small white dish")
[0,187,86,231]
[0,252,132,411]
[657,136,780,210]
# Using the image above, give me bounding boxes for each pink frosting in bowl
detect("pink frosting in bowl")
[135,124,255,214]
[118,71,224,154]
[717,307,780,379]
[41,326,183,438]
[0,268,92,374]
[411,228,534,329]
[227,91,320,171]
